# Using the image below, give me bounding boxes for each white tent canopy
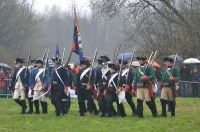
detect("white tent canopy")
[183,58,200,64]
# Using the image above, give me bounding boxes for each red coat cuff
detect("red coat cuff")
[172,77,176,82]
[145,76,150,81]
[132,86,136,91]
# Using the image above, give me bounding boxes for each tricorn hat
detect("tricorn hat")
[80,57,91,66]
[31,58,36,64]
[35,58,44,64]
[136,55,148,61]
[163,57,174,63]
[108,62,118,70]
[15,57,27,64]
[98,55,110,64]
[52,57,61,64]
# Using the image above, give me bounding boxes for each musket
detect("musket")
[150,50,157,65]
[42,48,49,84]
[117,53,124,88]
[143,51,154,75]
[61,47,66,64]
[24,46,32,78]
[65,49,73,67]
[114,44,121,63]
[42,48,47,61]
[126,48,135,84]
[88,48,98,85]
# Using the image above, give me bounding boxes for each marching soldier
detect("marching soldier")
[104,62,126,117]
[49,57,69,116]
[95,55,111,117]
[159,57,180,117]
[74,57,98,116]
[26,58,36,114]
[121,60,137,116]
[10,57,29,114]
[29,59,49,114]
[132,56,157,118]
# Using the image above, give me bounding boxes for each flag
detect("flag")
[72,9,83,61]
[55,44,60,57]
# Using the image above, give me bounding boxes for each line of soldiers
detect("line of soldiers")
[9,54,180,118]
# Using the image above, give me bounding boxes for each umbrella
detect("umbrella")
[148,60,160,68]
[117,53,135,60]
[183,58,200,64]
[169,55,184,62]
[0,63,12,69]
[195,56,200,60]
[131,61,140,67]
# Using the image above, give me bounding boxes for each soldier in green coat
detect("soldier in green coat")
[132,56,158,118]
[159,57,180,117]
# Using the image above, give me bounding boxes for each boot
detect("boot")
[159,99,167,117]
[34,100,40,114]
[41,101,48,114]
[14,99,22,107]
[78,102,85,116]
[106,104,112,117]
[146,101,157,117]
[137,99,143,118]
[92,102,99,115]
[167,100,171,112]
[118,104,127,117]
[21,100,27,114]
[27,97,33,114]
[170,100,175,117]
[111,105,117,116]
[55,101,61,116]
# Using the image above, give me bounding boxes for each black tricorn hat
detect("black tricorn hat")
[108,62,118,70]
[52,57,61,63]
[98,55,110,64]
[15,57,27,64]
[80,57,91,66]
[35,58,44,64]
[31,58,36,64]
[136,55,148,61]
[163,57,174,62]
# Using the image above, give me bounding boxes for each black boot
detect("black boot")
[111,105,117,116]
[14,99,22,107]
[146,101,157,117]
[34,100,40,114]
[92,102,99,115]
[170,100,175,117]
[137,99,143,118]
[106,104,112,117]
[27,97,33,114]
[159,99,167,117]
[21,100,27,114]
[41,101,48,114]
[55,101,61,116]
[78,102,85,116]
[118,104,127,117]
[167,100,171,112]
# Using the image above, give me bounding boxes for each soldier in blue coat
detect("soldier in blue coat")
[29,59,49,114]
[74,57,98,116]
[95,55,111,117]
[121,60,137,116]
[49,57,69,116]
[104,62,126,117]
[10,57,29,114]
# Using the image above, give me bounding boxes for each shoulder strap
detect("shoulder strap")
[102,68,109,80]
[108,73,119,89]
[55,68,65,86]
[122,68,129,77]
[80,67,91,80]
[15,67,26,81]
[35,68,45,81]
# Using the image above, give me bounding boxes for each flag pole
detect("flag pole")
[65,49,73,67]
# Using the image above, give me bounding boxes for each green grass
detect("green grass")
[0,98,200,132]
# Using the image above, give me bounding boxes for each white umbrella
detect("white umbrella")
[131,61,140,67]
[183,58,200,64]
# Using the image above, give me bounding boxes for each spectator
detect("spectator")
[180,65,190,97]
[191,66,199,97]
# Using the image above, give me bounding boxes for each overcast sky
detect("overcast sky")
[32,0,91,14]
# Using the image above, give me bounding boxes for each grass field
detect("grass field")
[0,98,200,132]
